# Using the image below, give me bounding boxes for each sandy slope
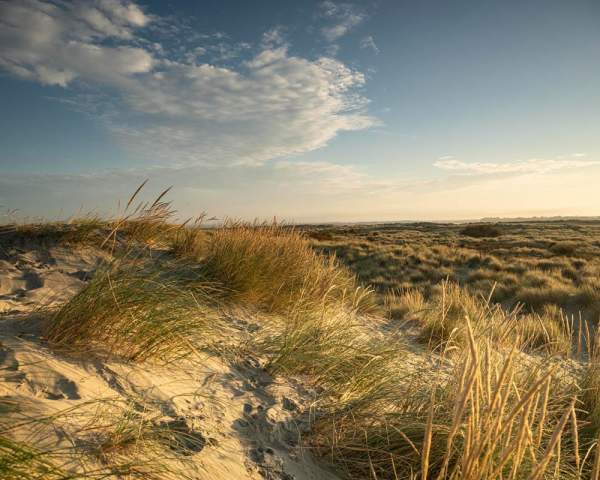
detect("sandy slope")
[0,239,110,314]
[0,239,340,480]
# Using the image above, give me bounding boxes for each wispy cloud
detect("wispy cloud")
[0,159,383,221]
[0,0,376,168]
[360,35,379,54]
[434,157,600,175]
[319,1,366,42]
[261,26,286,48]
[6,158,600,223]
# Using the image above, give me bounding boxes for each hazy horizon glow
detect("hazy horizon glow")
[1,0,600,222]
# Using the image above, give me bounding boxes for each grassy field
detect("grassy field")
[307,221,600,322]
[3,198,600,479]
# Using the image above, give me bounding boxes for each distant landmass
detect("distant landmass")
[479,216,600,223]
[298,215,600,228]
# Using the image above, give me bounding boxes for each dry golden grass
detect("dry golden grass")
[308,321,598,479]
[7,189,600,480]
[175,220,375,315]
[259,306,402,407]
[387,281,576,357]
[0,181,178,252]
[45,257,220,362]
[0,216,107,246]
[308,221,600,324]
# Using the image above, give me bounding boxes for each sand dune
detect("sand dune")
[0,238,340,480]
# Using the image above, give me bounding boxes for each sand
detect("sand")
[0,238,340,479]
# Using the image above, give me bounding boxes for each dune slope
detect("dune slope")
[0,237,339,480]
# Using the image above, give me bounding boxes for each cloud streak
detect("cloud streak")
[434,158,600,176]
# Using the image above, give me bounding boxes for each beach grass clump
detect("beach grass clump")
[513,304,588,357]
[0,395,203,480]
[549,241,581,256]
[581,360,600,438]
[415,281,500,351]
[385,288,426,321]
[260,305,401,406]
[460,223,502,238]
[170,217,207,258]
[76,399,205,479]
[192,221,374,314]
[309,322,590,480]
[391,281,576,356]
[100,182,180,251]
[515,313,572,356]
[0,182,179,251]
[0,436,69,480]
[45,258,218,362]
[0,216,107,247]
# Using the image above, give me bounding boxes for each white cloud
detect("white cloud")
[360,35,379,54]
[434,158,600,175]
[110,47,375,165]
[274,160,368,191]
[0,0,376,167]
[319,1,366,42]
[0,0,152,86]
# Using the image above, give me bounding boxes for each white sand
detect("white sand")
[0,239,340,479]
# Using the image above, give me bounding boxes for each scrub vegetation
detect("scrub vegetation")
[3,189,600,479]
[308,221,600,322]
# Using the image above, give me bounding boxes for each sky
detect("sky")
[1,0,600,222]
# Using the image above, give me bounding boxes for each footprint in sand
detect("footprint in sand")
[0,345,26,383]
[46,376,81,400]
[22,271,43,290]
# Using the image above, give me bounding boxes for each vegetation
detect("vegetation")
[175,220,372,314]
[45,258,220,361]
[0,216,107,246]
[0,181,175,250]
[309,326,593,479]
[308,221,600,322]
[460,223,503,238]
[0,396,203,480]
[4,189,600,479]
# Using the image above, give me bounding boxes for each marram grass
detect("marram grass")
[174,220,377,315]
[11,189,600,479]
[45,257,220,362]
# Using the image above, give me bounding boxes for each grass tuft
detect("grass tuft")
[45,258,219,362]
[460,223,502,238]
[180,221,376,314]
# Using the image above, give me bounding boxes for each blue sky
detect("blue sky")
[1,0,600,222]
